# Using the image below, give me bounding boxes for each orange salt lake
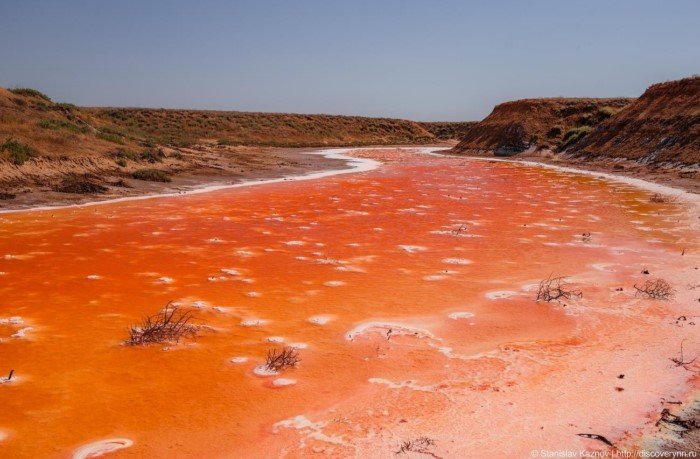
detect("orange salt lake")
[0,148,698,458]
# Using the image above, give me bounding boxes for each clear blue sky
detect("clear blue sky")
[1,0,698,121]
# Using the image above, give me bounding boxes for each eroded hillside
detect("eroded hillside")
[567,76,700,164]
[451,98,632,156]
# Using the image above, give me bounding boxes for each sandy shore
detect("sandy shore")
[0,147,349,212]
[0,144,453,213]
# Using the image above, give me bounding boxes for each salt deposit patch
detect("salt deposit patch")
[240,319,268,327]
[86,274,101,280]
[591,263,615,272]
[253,365,278,377]
[266,336,285,343]
[307,315,334,325]
[0,316,23,325]
[368,377,436,393]
[397,245,426,253]
[346,321,436,341]
[230,357,248,364]
[442,258,472,265]
[448,311,475,320]
[423,274,447,281]
[323,280,345,287]
[272,415,346,446]
[485,290,519,300]
[72,438,133,459]
[11,327,33,338]
[272,378,297,387]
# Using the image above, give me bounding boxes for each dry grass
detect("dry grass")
[132,168,171,182]
[649,193,678,204]
[52,174,107,194]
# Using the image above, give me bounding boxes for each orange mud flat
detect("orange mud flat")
[0,148,698,458]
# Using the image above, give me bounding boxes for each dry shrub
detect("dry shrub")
[52,174,107,194]
[265,347,300,372]
[634,278,674,300]
[395,437,439,457]
[126,302,197,345]
[536,275,582,302]
[649,193,678,203]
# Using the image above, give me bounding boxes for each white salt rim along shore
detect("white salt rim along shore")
[1,147,439,215]
[424,150,700,211]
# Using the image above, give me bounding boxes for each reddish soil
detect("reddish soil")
[569,76,700,165]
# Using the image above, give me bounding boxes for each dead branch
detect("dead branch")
[395,437,442,458]
[670,340,699,373]
[576,433,614,447]
[581,232,592,243]
[1,369,14,383]
[634,278,674,300]
[536,275,582,302]
[265,347,300,372]
[451,224,468,236]
[125,302,198,346]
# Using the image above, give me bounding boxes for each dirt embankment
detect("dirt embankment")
[451,97,633,156]
[567,76,700,165]
[417,121,477,141]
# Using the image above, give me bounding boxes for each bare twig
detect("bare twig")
[670,340,699,373]
[576,433,614,447]
[451,224,468,236]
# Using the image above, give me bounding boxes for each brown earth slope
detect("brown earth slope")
[451,98,632,156]
[86,107,436,148]
[418,121,477,141]
[567,76,700,165]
